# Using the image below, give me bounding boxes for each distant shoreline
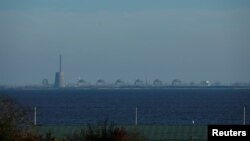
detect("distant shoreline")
[1,86,250,91]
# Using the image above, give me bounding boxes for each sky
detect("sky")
[0,0,250,85]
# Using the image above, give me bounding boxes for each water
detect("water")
[1,88,250,125]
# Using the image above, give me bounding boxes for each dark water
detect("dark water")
[1,88,250,125]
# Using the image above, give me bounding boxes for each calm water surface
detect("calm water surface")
[1,88,250,125]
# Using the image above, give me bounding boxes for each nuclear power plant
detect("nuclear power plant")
[54,55,65,88]
[49,55,218,89]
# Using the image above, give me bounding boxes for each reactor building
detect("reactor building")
[54,55,65,88]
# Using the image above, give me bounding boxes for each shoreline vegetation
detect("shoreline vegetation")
[0,95,146,141]
[0,94,209,141]
[0,92,242,140]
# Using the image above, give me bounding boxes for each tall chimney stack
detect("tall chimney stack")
[54,54,65,88]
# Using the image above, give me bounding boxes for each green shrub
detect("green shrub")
[65,121,146,141]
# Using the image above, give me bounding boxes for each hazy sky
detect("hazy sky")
[0,0,250,85]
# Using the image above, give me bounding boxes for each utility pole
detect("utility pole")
[135,106,138,126]
[243,106,246,125]
[34,106,37,126]
[191,120,195,141]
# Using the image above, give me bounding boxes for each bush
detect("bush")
[65,121,146,141]
[0,95,33,141]
[0,95,146,141]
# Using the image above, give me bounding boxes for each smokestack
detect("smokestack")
[54,54,65,88]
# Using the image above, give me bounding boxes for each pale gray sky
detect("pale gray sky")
[0,0,250,85]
